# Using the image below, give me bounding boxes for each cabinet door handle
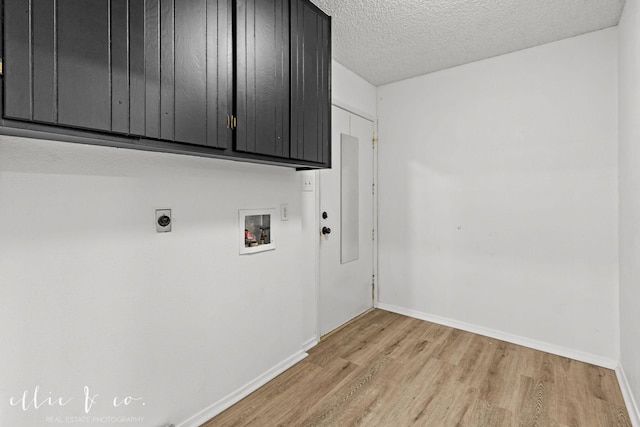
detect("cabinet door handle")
[227,115,231,129]
[233,116,237,129]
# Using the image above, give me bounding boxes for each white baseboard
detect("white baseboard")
[302,337,319,352]
[178,350,308,427]
[616,364,640,427]
[376,302,618,370]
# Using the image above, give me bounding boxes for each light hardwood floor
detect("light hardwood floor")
[202,309,631,426]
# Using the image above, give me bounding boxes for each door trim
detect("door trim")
[332,98,377,123]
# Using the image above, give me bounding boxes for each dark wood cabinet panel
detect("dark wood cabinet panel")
[143,0,161,139]
[290,0,331,165]
[235,0,289,158]
[175,0,207,145]
[2,0,330,168]
[4,0,33,120]
[129,0,232,148]
[32,0,55,123]
[208,0,232,150]
[146,0,232,149]
[3,0,232,149]
[57,0,111,131]
[5,0,133,132]
[111,0,130,134]
[168,0,231,149]
[159,0,175,141]
[129,0,146,137]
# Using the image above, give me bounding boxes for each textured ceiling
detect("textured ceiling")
[312,0,626,86]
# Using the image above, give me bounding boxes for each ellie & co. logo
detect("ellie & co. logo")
[8,385,146,424]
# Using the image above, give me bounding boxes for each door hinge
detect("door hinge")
[372,136,377,149]
[372,183,375,196]
[372,275,375,303]
[227,114,237,130]
[372,229,375,240]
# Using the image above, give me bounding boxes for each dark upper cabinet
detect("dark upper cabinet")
[2,0,330,168]
[3,0,232,149]
[234,0,290,158]
[290,0,331,165]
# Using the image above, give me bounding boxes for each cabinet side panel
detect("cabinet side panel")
[4,0,33,120]
[111,0,130,134]
[129,0,145,136]
[159,0,175,140]
[144,0,160,138]
[32,0,56,123]
[174,0,207,145]
[57,0,110,131]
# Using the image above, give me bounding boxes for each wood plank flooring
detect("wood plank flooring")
[202,309,631,426]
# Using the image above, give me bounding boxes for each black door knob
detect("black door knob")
[322,212,328,219]
[322,226,331,235]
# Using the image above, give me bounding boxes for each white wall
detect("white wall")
[377,29,619,361]
[0,140,309,426]
[618,0,640,420]
[332,60,377,118]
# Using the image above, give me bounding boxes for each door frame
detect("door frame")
[313,99,378,342]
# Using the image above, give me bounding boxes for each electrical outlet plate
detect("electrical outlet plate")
[280,204,288,221]
[156,209,172,232]
[302,173,314,192]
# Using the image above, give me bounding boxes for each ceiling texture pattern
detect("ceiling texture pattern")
[312,0,626,86]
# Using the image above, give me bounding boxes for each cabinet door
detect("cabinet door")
[133,0,232,148]
[235,0,290,157]
[4,0,136,132]
[4,0,113,130]
[148,0,232,148]
[290,0,331,164]
[114,0,234,149]
[4,0,232,148]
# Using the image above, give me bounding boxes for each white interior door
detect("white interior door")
[319,106,375,336]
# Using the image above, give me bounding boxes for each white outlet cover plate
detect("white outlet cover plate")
[280,204,288,221]
[302,173,314,192]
